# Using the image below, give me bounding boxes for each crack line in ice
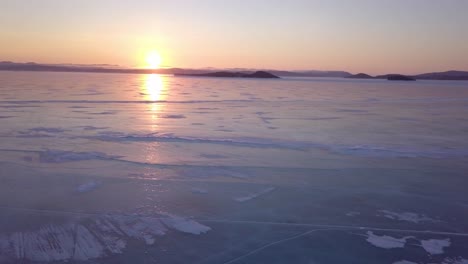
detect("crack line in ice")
[234,187,275,202]
[222,229,329,264]
[3,206,468,237]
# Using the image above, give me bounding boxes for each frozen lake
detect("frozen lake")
[1,71,468,263]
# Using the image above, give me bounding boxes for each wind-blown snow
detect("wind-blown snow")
[379,210,438,223]
[441,257,468,264]
[0,214,210,262]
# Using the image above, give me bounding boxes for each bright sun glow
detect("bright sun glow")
[143,74,165,113]
[146,51,162,69]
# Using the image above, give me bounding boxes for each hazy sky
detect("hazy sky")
[1,0,467,74]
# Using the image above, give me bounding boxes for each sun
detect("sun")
[146,51,162,69]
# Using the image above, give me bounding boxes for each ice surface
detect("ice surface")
[2,72,468,263]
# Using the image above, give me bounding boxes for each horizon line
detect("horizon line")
[1,60,467,76]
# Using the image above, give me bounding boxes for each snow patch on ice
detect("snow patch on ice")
[234,187,275,202]
[421,238,450,255]
[441,257,468,264]
[393,261,418,264]
[379,210,438,223]
[161,215,211,235]
[366,231,412,249]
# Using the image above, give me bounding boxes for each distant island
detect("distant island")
[1,61,468,80]
[347,71,468,81]
[347,73,374,79]
[374,74,416,81]
[175,71,280,79]
[0,61,349,78]
[347,73,415,81]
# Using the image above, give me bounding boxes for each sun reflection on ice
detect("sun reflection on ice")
[141,74,167,163]
[142,74,168,137]
[143,74,165,113]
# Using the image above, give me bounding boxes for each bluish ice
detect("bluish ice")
[1,71,468,263]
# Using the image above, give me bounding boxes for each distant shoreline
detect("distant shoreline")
[1,62,467,81]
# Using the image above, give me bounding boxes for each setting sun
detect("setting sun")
[145,51,162,69]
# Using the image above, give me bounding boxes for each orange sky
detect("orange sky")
[1,1,468,74]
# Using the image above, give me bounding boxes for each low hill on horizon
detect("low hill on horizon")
[1,61,467,80]
[175,71,280,79]
[414,70,468,80]
[348,70,468,81]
